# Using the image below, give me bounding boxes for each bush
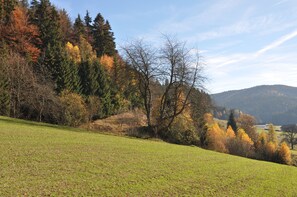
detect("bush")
[60,91,88,126]
[85,96,101,121]
[165,115,199,145]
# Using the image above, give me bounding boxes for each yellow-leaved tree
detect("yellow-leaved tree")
[226,125,236,139]
[228,129,254,157]
[206,122,227,153]
[100,54,114,73]
[237,129,254,145]
[65,42,81,63]
[278,142,291,165]
[78,36,97,62]
[265,141,277,161]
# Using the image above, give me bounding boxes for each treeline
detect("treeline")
[0,0,211,140]
[201,112,292,165]
[0,0,143,125]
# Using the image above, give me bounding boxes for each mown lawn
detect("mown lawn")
[1,116,297,196]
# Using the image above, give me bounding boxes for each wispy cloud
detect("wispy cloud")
[256,29,297,55]
[205,28,297,73]
[273,0,289,7]
[206,47,297,93]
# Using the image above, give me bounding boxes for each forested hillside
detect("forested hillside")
[212,85,297,125]
[0,0,211,144]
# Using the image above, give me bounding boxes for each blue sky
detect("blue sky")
[51,0,297,93]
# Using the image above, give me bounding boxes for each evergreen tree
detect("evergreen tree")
[55,55,72,93]
[84,10,92,28]
[44,43,80,93]
[92,14,116,57]
[73,14,85,42]
[94,61,112,117]
[84,10,93,43]
[227,110,238,134]
[79,61,99,96]
[29,0,62,50]
[92,13,105,57]
[59,9,73,43]
[103,20,116,56]
[68,60,81,94]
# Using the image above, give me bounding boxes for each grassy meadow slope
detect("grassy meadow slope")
[1,116,297,196]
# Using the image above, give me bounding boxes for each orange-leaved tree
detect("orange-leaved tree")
[277,142,291,165]
[206,122,227,153]
[230,128,254,157]
[100,54,114,73]
[5,6,40,62]
[226,125,236,139]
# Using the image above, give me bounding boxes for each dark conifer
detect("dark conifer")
[103,20,116,56]
[227,110,238,134]
[92,13,105,57]
[79,61,99,96]
[29,0,62,50]
[73,14,85,41]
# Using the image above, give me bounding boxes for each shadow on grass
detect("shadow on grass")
[0,116,84,133]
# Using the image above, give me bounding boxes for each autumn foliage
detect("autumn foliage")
[206,123,227,153]
[100,54,114,73]
[278,142,291,164]
[226,126,236,139]
[4,6,40,61]
[65,42,81,63]
[202,113,292,165]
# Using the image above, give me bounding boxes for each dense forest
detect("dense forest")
[0,0,212,144]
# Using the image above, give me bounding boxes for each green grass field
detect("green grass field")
[1,116,297,196]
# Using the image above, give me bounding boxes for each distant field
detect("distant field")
[1,116,297,196]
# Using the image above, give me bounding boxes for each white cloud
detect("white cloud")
[256,29,297,56]
[273,0,289,7]
[206,49,297,93]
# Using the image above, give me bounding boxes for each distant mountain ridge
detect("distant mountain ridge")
[211,85,297,125]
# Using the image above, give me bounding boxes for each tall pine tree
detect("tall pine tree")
[84,10,93,43]
[73,14,85,42]
[94,60,113,117]
[79,60,99,96]
[29,0,61,50]
[227,110,238,134]
[103,20,116,56]
[92,13,105,57]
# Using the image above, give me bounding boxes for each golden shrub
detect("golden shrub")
[278,142,291,165]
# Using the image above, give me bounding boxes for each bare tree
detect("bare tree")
[122,40,159,128]
[157,36,205,132]
[281,124,297,149]
[122,36,206,138]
